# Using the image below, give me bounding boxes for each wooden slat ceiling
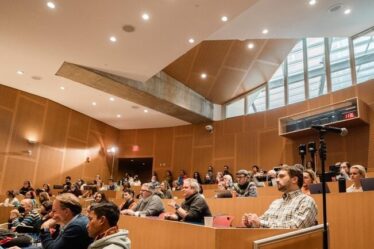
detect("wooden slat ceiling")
[163,39,298,104]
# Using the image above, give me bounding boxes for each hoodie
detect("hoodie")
[88,230,130,249]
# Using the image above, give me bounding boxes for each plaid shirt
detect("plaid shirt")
[259,189,317,228]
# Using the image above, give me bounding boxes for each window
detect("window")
[287,41,305,104]
[329,38,352,91]
[247,86,266,114]
[226,98,244,118]
[353,35,374,83]
[306,38,327,98]
[268,64,285,109]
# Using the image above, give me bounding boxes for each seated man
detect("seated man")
[233,170,257,197]
[87,202,130,249]
[10,198,42,231]
[165,178,212,224]
[242,165,317,229]
[40,193,92,249]
[122,183,164,216]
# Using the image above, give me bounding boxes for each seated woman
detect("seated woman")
[81,186,98,198]
[19,180,34,195]
[192,172,203,184]
[93,191,108,203]
[346,165,366,192]
[38,191,51,207]
[158,181,173,199]
[42,183,53,196]
[301,169,317,195]
[119,189,137,212]
[0,190,20,207]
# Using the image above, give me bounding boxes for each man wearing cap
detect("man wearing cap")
[233,169,257,197]
[242,165,317,229]
[165,178,212,224]
[121,183,164,217]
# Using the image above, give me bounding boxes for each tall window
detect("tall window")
[306,38,327,98]
[329,38,352,91]
[353,35,374,83]
[247,86,266,114]
[268,64,285,109]
[226,98,244,118]
[287,41,305,104]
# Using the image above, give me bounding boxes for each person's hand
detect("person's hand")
[164,212,178,221]
[245,213,260,228]
[41,218,57,229]
[121,209,135,216]
[9,209,20,219]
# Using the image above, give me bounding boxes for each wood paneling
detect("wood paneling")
[0,109,13,152]
[1,158,36,191]
[35,145,63,186]
[193,124,213,147]
[259,129,284,168]
[332,86,356,103]
[90,119,106,135]
[236,132,257,169]
[213,158,235,173]
[192,147,213,174]
[154,128,173,169]
[214,134,235,158]
[136,129,155,156]
[43,101,69,149]
[63,138,86,180]
[172,136,193,175]
[85,132,108,180]
[118,130,137,156]
[68,110,89,142]
[0,85,17,110]
[357,79,374,104]
[223,116,244,134]
[174,125,193,137]
[308,94,331,110]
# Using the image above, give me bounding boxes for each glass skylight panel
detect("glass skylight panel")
[268,63,285,110]
[353,35,374,83]
[247,86,266,114]
[329,38,352,91]
[287,41,305,104]
[226,98,245,118]
[306,38,327,98]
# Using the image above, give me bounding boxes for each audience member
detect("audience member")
[42,183,53,196]
[19,180,34,195]
[93,192,109,204]
[10,198,42,231]
[122,183,164,217]
[346,165,366,192]
[62,176,72,192]
[164,170,173,187]
[193,171,203,184]
[177,170,187,187]
[223,174,234,190]
[107,178,116,191]
[338,161,351,180]
[165,178,212,224]
[158,181,173,199]
[233,170,257,197]
[87,202,131,249]
[223,165,233,178]
[119,189,137,212]
[242,165,317,228]
[40,193,92,249]
[301,169,317,195]
[204,166,215,184]
[0,190,20,207]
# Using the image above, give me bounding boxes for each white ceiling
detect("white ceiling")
[0,0,373,130]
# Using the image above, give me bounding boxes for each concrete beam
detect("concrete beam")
[56,62,214,124]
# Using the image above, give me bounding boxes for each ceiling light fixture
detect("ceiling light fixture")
[47,2,56,9]
[188,38,195,44]
[92,102,97,106]
[16,70,24,75]
[344,8,351,15]
[109,97,115,101]
[247,43,255,49]
[142,13,150,21]
[221,16,228,22]
[262,29,269,34]
[60,86,65,90]
[116,114,121,118]
[144,109,148,113]
[201,73,207,79]
[109,36,117,42]
[309,0,317,6]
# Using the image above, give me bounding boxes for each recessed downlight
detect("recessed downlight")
[262,29,269,34]
[109,36,117,42]
[142,13,150,21]
[109,97,115,101]
[92,102,97,106]
[116,114,121,118]
[201,73,207,79]
[309,0,317,6]
[60,86,65,90]
[188,38,195,44]
[247,43,255,49]
[144,109,149,113]
[344,8,351,15]
[47,2,56,9]
[221,16,228,22]
[16,70,24,75]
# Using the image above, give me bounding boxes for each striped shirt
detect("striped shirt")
[259,189,317,228]
[12,209,42,230]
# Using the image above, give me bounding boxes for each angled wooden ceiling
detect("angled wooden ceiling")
[163,39,297,104]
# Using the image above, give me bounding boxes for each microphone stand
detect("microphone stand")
[317,129,329,249]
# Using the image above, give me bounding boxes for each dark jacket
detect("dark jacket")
[178,192,212,224]
[40,214,92,249]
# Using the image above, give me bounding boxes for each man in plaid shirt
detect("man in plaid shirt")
[242,165,317,228]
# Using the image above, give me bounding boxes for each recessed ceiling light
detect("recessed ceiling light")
[247,43,255,49]
[344,8,351,15]
[92,102,97,106]
[262,29,269,34]
[142,13,150,21]
[47,2,56,9]
[109,36,117,42]
[109,97,115,101]
[144,109,148,113]
[201,73,207,79]
[309,0,317,6]
[221,16,228,22]
[60,86,65,90]
[188,38,195,44]
[116,114,121,118]
[16,70,24,75]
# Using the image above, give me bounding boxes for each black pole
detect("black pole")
[318,130,329,249]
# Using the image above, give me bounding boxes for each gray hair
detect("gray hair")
[183,178,200,193]
[142,183,155,193]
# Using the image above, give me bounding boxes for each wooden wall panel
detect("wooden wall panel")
[9,97,45,160]
[154,128,173,169]
[332,86,356,103]
[174,125,193,137]
[308,94,331,110]
[224,116,244,134]
[35,145,63,186]
[172,136,193,175]
[0,85,17,110]
[68,111,89,142]
[62,139,86,181]
[1,158,36,191]
[85,132,108,180]
[344,125,369,167]
[245,112,265,131]
[214,134,235,158]
[236,133,257,169]
[0,109,13,152]
[357,79,374,104]
[265,108,287,130]
[118,130,137,156]
[192,147,213,174]
[193,124,213,147]
[259,130,284,169]
[90,119,106,135]
[213,158,235,173]
[286,101,309,116]
[43,102,69,149]
[136,129,155,156]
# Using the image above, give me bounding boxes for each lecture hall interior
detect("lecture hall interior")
[1,0,374,249]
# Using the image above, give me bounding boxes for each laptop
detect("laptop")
[309,183,330,194]
[361,178,374,191]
